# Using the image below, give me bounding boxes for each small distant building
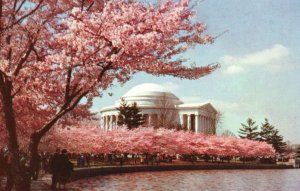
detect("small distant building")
[100,83,218,134]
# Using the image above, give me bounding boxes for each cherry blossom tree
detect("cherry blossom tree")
[0,0,219,189]
[43,126,275,158]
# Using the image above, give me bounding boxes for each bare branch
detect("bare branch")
[81,0,85,11]
[15,0,26,13]
[60,87,82,112]
[11,86,21,98]
[36,90,89,138]
[13,0,44,26]
[86,1,95,11]
[13,39,37,76]
[97,62,112,82]
[32,46,45,61]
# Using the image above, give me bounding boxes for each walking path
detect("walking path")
[30,174,53,191]
[31,174,82,191]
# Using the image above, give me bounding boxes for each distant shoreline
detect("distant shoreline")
[71,163,294,181]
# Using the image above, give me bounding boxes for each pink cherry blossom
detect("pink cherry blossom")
[42,126,275,157]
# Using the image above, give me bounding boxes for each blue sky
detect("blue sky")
[92,0,300,143]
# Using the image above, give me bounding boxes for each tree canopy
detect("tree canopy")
[259,118,286,154]
[117,98,144,129]
[238,118,259,140]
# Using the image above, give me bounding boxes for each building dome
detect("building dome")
[115,83,183,107]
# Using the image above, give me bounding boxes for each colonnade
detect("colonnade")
[102,113,158,131]
[102,113,216,135]
[181,114,216,134]
[102,115,118,130]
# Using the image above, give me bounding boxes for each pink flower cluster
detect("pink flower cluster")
[42,127,275,157]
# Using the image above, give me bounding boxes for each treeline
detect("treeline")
[43,127,275,157]
[239,118,286,154]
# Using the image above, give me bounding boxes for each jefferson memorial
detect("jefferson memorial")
[100,83,218,134]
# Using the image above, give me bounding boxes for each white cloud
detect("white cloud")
[223,65,244,75]
[220,44,289,66]
[220,44,290,74]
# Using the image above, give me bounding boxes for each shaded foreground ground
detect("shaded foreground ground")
[1,161,294,191]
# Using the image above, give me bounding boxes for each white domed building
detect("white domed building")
[100,83,218,134]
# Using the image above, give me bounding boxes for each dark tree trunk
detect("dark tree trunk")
[0,79,30,191]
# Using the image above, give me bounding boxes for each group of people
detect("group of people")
[0,147,74,190]
[49,149,74,190]
[76,153,91,167]
[1,148,178,190]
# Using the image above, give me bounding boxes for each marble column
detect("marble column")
[184,115,187,130]
[195,115,199,133]
[106,116,109,131]
[180,115,183,129]
[104,116,107,130]
[111,116,114,130]
[148,114,152,127]
[102,117,105,130]
[105,115,109,131]
[113,115,116,129]
[110,115,113,130]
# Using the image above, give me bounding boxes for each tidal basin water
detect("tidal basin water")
[69,169,300,191]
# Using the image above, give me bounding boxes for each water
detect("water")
[68,169,300,191]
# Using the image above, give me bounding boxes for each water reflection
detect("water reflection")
[69,169,300,191]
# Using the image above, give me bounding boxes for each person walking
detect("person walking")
[32,153,41,180]
[49,149,61,190]
[56,149,74,190]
